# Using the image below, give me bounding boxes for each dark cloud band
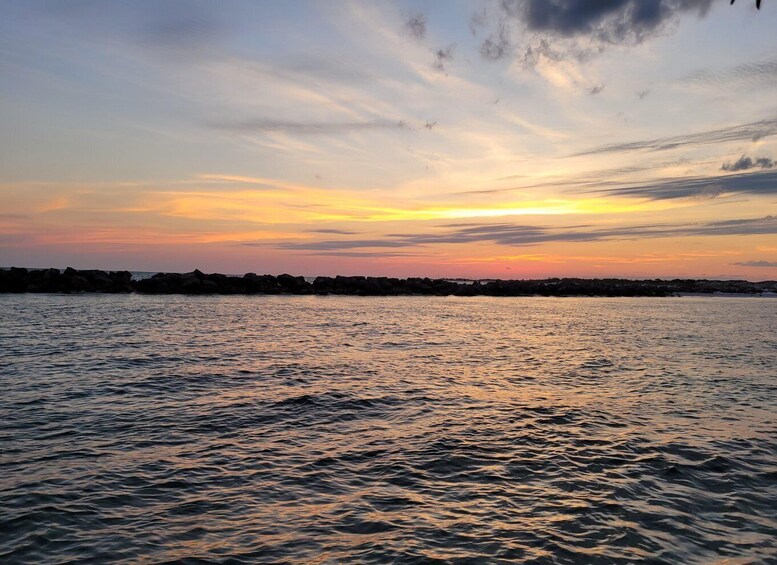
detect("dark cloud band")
[477,0,716,64]
[516,0,713,42]
[272,216,776,251]
[594,169,777,200]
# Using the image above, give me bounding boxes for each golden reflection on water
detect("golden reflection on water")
[1,294,776,562]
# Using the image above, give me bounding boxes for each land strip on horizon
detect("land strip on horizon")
[1,268,775,297]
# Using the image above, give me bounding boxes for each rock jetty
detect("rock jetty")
[1,267,774,296]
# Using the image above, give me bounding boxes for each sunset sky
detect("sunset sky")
[1,0,776,279]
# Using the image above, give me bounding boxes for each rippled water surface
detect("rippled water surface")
[1,295,776,563]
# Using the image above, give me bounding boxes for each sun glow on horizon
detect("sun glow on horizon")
[0,1,776,278]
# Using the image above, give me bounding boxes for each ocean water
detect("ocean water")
[1,294,775,564]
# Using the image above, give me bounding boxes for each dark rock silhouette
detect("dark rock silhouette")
[0,267,133,294]
[0,267,774,296]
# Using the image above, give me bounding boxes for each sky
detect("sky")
[1,0,776,279]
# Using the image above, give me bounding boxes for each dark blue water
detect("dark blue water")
[1,295,775,563]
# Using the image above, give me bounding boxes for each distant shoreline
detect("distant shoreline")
[1,267,775,297]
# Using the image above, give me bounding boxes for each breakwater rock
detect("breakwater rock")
[1,267,775,296]
[0,267,133,294]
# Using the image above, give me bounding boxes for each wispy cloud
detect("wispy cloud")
[432,44,455,73]
[40,0,231,61]
[274,216,777,251]
[685,58,777,87]
[721,155,775,172]
[466,166,777,200]
[403,13,426,40]
[588,84,605,95]
[276,239,412,251]
[197,174,296,190]
[206,118,409,135]
[312,251,417,258]
[479,23,511,60]
[573,118,777,156]
[731,260,777,267]
[137,5,225,54]
[308,228,360,235]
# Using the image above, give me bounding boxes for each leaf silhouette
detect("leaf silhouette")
[730,0,762,9]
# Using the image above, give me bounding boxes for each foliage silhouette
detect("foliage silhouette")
[730,0,762,9]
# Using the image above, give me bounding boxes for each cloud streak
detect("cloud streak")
[275,239,411,251]
[274,216,777,251]
[594,169,777,200]
[308,228,360,235]
[311,251,417,258]
[731,260,777,267]
[573,117,777,156]
[468,167,777,200]
[206,118,408,135]
[685,58,777,87]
